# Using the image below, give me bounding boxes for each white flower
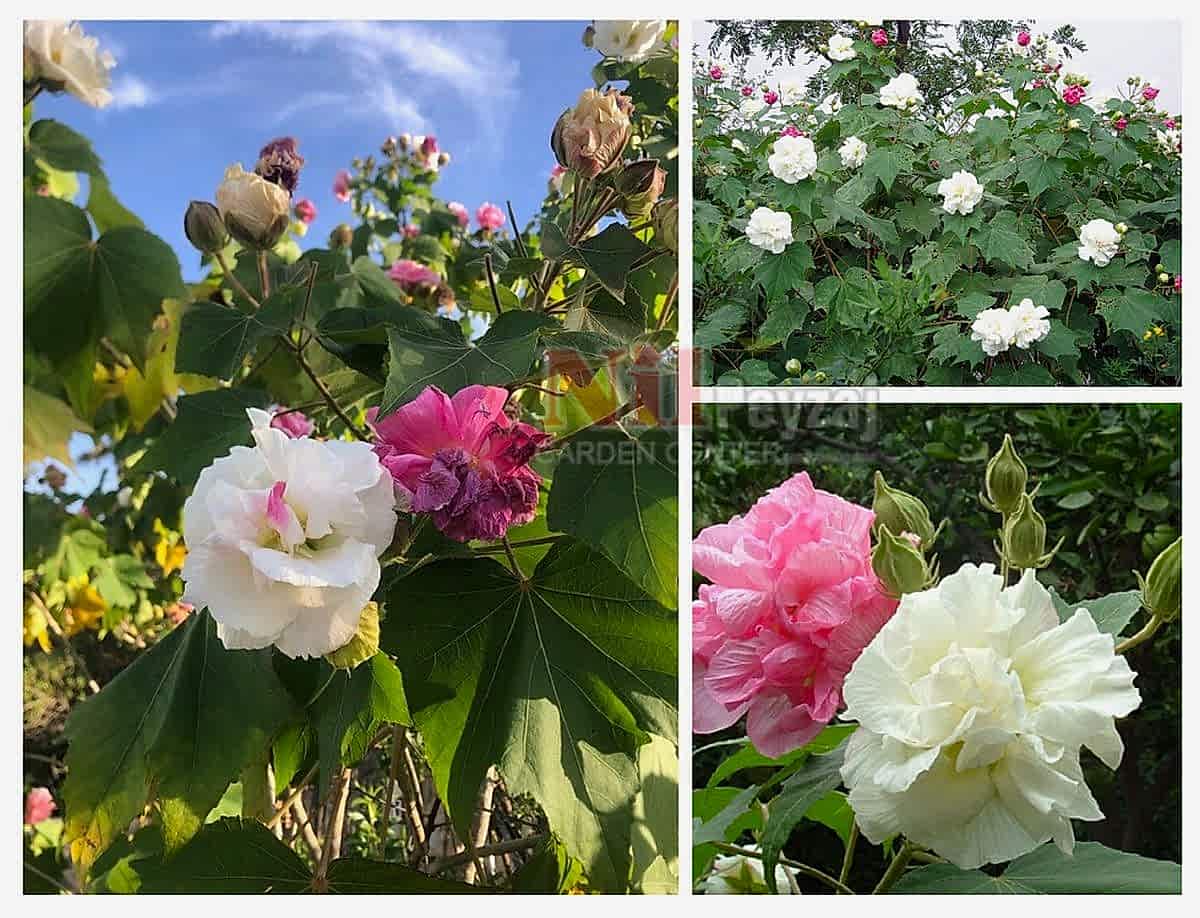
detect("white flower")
[731,138,748,153]
[590,20,668,63]
[1077,218,1122,267]
[23,20,115,109]
[116,486,133,509]
[181,409,397,659]
[778,78,806,106]
[1042,40,1067,69]
[216,164,292,250]
[1155,128,1181,156]
[937,170,985,215]
[1009,298,1051,348]
[841,563,1140,870]
[818,92,842,115]
[740,97,767,119]
[970,307,1016,356]
[701,848,797,894]
[767,135,818,183]
[828,35,857,62]
[879,72,924,110]
[839,136,868,169]
[745,206,793,254]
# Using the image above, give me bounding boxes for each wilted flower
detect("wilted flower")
[447,201,470,227]
[181,409,396,659]
[937,170,985,215]
[1143,85,1160,101]
[271,408,314,439]
[388,259,441,292]
[1077,218,1122,266]
[255,137,305,195]
[879,72,924,110]
[330,223,353,248]
[839,136,868,169]
[216,164,292,250]
[828,34,857,61]
[332,169,352,203]
[476,201,506,232]
[779,124,803,138]
[741,85,754,97]
[745,206,793,254]
[553,88,634,179]
[548,165,568,195]
[590,20,667,63]
[617,159,667,218]
[767,135,818,184]
[1017,30,1032,47]
[1114,116,1129,132]
[24,787,56,826]
[294,198,317,225]
[778,78,805,106]
[23,20,115,109]
[403,222,421,239]
[368,385,552,543]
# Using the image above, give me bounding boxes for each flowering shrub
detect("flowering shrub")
[23,19,678,894]
[695,21,1182,385]
[694,418,1182,893]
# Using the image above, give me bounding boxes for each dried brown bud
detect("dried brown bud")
[254,136,304,194]
[617,159,667,218]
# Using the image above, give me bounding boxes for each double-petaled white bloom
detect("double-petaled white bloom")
[701,848,797,894]
[1009,299,1051,349]
[841,563,1140,870]
[778,78,806,106]
[768,135,818,183]
[828,34,857,62]
[1077,218,1122,266]
[181,409,397,659]
[839,136,868,169]
[818,92,842,115]
[971,308,1017,356]
[879,73,924,110]
[937,170,985,215]
[590,20,668,63]
[23,20,115,109]
[740,96,767,119]
[745,206,793,254]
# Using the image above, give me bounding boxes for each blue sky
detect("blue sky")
[37,20,597,279]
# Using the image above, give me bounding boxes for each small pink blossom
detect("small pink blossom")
[476,201,506,232]
[763,90,779,105]
[447,201,470,227]
[692,472,898,756]
[1062,84,1086,106]
[368,385,552,542]
[1032,79,1046,90]
[710,65,724,80]
[420,135,438,157]
[388,259,441,291]
[1175,275,1182,292]
[1017,30,1032,47]
[1143,85,1160,101]
[741,86,754,97]
[779,124,802,137]
[403,223,421,239]
[871,29,888,47]
[294,198,317,225]
[1164,118,1177,129]
[24,787,56,826]
[332,169,351,203]
[271,409,314,439]
[1114,116,1129,132]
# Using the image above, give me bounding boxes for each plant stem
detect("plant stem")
[710,842,855,895]
[501,536,527,581]
[257,250,272,300]
[873,839,917,894]
[1115,613,1165,655]
[287,340,369,441]
[483,253,504,314]
[315,767,352,886]
[265,763,318,830]
[839,822,860,890]
[427,834,546,874]
[214,250,260,309]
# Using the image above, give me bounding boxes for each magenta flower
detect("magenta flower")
[1062,84,1086,106]
[476,201,506,232]
[333,169,351,203]
[871,29,888,47]
[24,787,56,826]
[692,472,898,756]
[741,85,754,97]
[1165,118,1177,129]
[271,408,314,439]
[1032,79,1046,89]
[1175,275,1182,292]
[420,135,438,157]
[1143,85,1160,101]
[294,198,317,225]
[779,124,802,138]
[388,259,441,292]
[368,385,552,542]
[710,65,724,80]
[447,201,470,228]
[1114,116,1129,132]
[1017,30,1032,47]
[763,90,779,105]
[403,223,421,239]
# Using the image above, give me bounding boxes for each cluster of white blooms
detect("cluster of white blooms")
[841,564,1140,869]
[1155,128,1182,156]
[839,136,868,169]
[23,20,115,109]
[768,135,818,183]
[589,20,668,63]
[778,77,806,106]
[936,170,985,215]
[1077,218,1123,266]
[827,34,857,62]
[740,96,767,119]
[879,72,924,110]
[745,206,793,254]
[970,299,1052,356]
[701,848,797,895]
[818,92,842,115]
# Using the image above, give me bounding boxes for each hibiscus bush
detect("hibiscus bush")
[692,404,1182,894]
[23,19,679,895]
[694,20,1182,386]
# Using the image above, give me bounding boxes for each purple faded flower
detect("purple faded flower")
[255,137,305,194]
[271,409,314,439]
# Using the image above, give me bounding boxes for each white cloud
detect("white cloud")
[108,74,156,110]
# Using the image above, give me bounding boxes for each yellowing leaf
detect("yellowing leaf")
[122,300,216,431]
[24,385,90,469]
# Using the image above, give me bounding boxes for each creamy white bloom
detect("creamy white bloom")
[937,170,985,215]
[1042,40,1067,68]
[778,77,806,106]
[181,409,396,659]
[970,307,1016,356]
[768,135,818,183]
[1155,128,1182,156]
[841,563,1140,870]
[740,97,767,119]
[590,20,668,63]
[839,136,868,169]
[216,164,292,250]
[701,848,797,894]
[828,34,857,62]
[818,92,842,115]
[1009,298,1051,348]
[23,20,115,109]
[879,73,924,110]
[745,206,793,254]
[1077,218,1122,267]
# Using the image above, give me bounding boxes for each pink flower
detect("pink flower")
[550,164,568,180]
[692,472,898,757]
[167,601,194,625]
[710,65,724,80]
[368,385,552,542]
[871,29,888,47]
[763,90,779,105]
[779,124,802,138]
[1114,116,1129,132]
[447,201,470,228]
[403,223,421,239]
[1017,30,1032,47]
[333,169,351,203]
[1165,118,1177,129]
[294,198,317,225]
[1032,79,1046,89]
[1062,84,1086,106]
[741,86,754,97]
[420,135,438,157]
[1175,275,1182,292]
[388,259,441,292]
[271,409,314,439]
[1143,85,1160,101]
[476,201,505,232]
[24,787,56,826]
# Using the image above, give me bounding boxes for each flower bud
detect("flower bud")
[1002,494,1048,569]
[617,159,667,218]
[330,223,353,249]
[216,164,291,250]
[1115,222,1128,234]
[555,87,634,179]
[984,434,1028,515]
[651,197,678,253]
[184,200,229,254]
[581,24,595,48]
[872,472,936,549]
[254,136,304,194]
[1139,536,1181,623]
[438,151,451,167]
[1155,262,1166,273]
[397,133,411,151]
[872,525,931,598]
[1158,272,1170,284]
[785,358,802,376]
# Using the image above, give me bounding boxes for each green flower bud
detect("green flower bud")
[1155,263,1166,273]
[872,472,935,549]
[785,358,803,376]
[616,159,667,219]
[1115,221,1128,234]
[183,200,229,254]
[329,223,353,249]
[1158,272,1171,284]
[984,434,1028,515]
[1140,536,1181,623]
[872,525,930,598]
[651,197,678,253]
[1003,493,1048,569]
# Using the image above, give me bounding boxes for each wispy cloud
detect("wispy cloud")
[108,74,156,110]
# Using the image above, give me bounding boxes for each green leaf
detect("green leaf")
[381,308,552,416]
[325,858,484,894]
[1099,289,1172,338]
[862,147,912,192]
[760,744,847,893]
[974,212,1034,270]
[62,612,297,870]
[27,119,102,175]
[325,602,381,671]
[572,223,653,302]
[756,300,808,347]
[134,388,268,490]
[176,293,297,379]
[1056,490,1094,509]
[86,174,144,233]
[692,784,759,846]
[892,842,1181,894]
[546,427,677,608]
[380,541,677,892]
[1048,588,1144,637]
[512,836,587,893]
[630,734,679,894]
[137,818,311,893]
[695,303,747,349]
[23,385,91,468]
[350,256,405,308]
[1017,156,1067,199]
[753,243,814,299]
